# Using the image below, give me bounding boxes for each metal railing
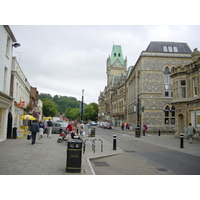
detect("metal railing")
[83,139,103,154]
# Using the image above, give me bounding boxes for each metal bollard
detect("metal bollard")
[113,135,117,150]
[180,133,184,148]
[158,129,161,136]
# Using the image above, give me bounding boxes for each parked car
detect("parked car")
[44,122,68,134]
[98,122,105,128]
[102,122,112,129]
[91,121,97,126]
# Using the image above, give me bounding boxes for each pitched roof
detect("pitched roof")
[111,74,126,87]
[145,41,192,54]
[110,45,125,65]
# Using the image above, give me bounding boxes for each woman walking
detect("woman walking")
[186,123,195,143]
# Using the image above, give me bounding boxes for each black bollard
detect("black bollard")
[113,135,117,150]
[180,133,184,148]
[158,129,161,136]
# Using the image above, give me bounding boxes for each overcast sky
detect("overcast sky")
[2,0,199,194]
[9,25,200,104]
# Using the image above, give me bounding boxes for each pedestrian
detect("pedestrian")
[71,130,77,139]
[129,124,133,131]
[47,119,53,138]
[125,122,129,130]
[142,123,148,136]
[29,120,39,145]
[66,122,72,133]
[186,123,195,143]
[73,120,78,134]
[87,119,92,137]
[80,121,85,136]
[38,120,45,140]
[121,122,124,131]
[66,122,73,140]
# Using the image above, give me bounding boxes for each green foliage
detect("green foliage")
[38,93,98,120]
[83,103,98,121]
[42,98,58,117]
[68,108,80,120]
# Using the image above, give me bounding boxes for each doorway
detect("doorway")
[7,112,12,139]
[177,113,184,136]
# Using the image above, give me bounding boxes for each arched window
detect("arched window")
[164,66,169,74]
[164,105,176,125]
[171,106,175,124]
[164,66,172,97]
[164,105,170,124]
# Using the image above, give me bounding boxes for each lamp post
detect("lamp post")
[81,89,84,120]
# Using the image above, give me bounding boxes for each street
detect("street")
[91,127,200,175]
[1,126,200,175]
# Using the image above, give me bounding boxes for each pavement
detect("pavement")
[0,127,200,175]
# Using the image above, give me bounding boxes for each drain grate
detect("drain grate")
[93,161,110,166]
[156,167,168,172]
[125,150,136,153]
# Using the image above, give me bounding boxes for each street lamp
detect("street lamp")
[12,42,21,48]
[81,89,84,120]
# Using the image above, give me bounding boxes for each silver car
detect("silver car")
[52,122,68,134]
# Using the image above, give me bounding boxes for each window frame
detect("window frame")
[193,77,197,96]
[180,80,186,99]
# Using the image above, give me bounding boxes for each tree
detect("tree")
[38,93,98,120]
[42,98,58,117]
[64,107,72,119]
[68,108,80,120]
[38,93,52,100]
[83,104,95,121]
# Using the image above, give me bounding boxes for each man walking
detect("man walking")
[29,120,39,145]
[87,119,92,137]
[47,119,53,138]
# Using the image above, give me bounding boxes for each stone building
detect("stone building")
[126,41,192,133]
[98,45,127,123]
[171,48,200,137]
[99,41,194,133]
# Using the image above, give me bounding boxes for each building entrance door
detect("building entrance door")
[177,114,184,136]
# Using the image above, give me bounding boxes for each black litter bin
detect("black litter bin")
[12,127,17,139]
[91,127,95,137]
[135,127,141,138]
[66,138,82,173]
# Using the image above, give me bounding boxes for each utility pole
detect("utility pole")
[81,89,84,120]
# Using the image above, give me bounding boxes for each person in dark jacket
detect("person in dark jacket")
[47,119,53,138]
[29,120,39,145]
[38,120,45,140]
[121,123,124,131]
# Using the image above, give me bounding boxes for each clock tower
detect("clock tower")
[106,45,127,86]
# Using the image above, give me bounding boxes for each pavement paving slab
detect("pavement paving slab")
[0,127,200,175]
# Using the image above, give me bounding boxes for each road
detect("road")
[91,126,200,175]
